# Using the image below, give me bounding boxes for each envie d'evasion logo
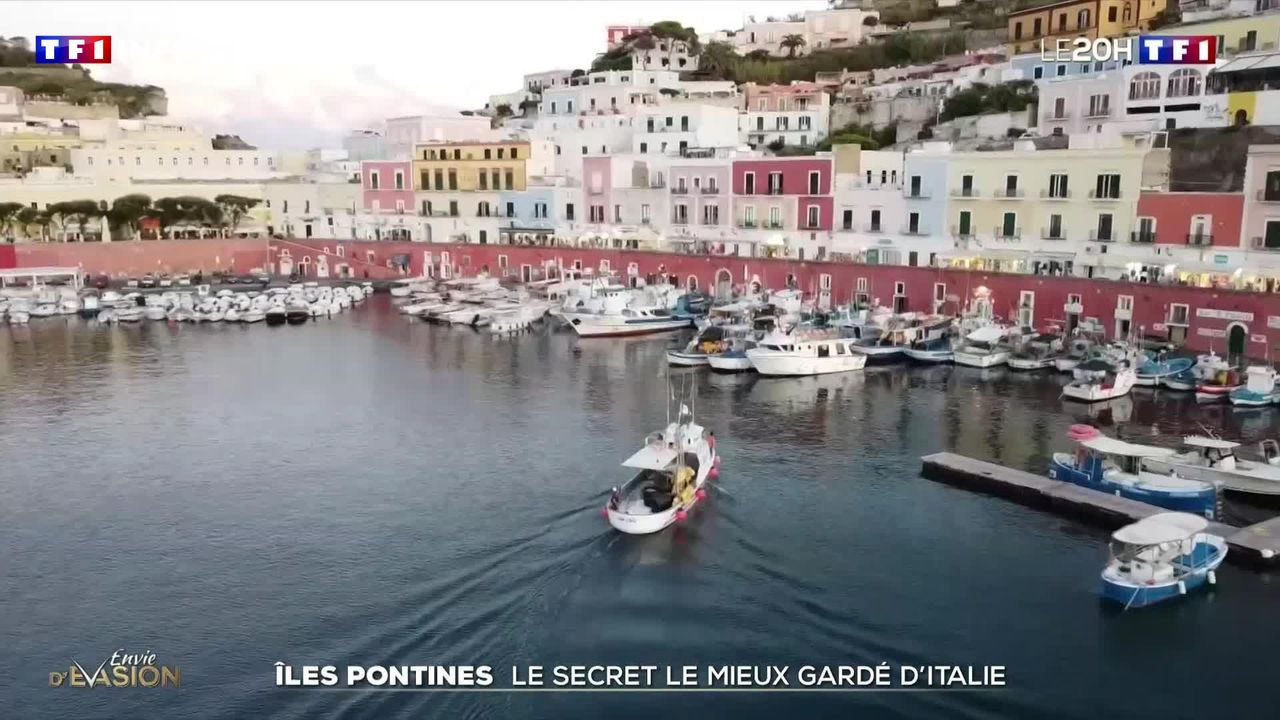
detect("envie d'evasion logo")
[49,649,180,689]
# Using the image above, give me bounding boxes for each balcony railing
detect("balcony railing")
[700,186,720,194]
[1255,190,1280,202]
[952,225,975,238]
[864,223,883,233]
[1044,110,1070,120]
[671,187,690,194]
[901,225,926,236]
[1131,231,1156,243]
[1088,190,1122,200]
[1083,106,1112,119]
[1088,229,1115,242]
[765,186,784,195]
[993,188,1024,199]
[1251,236,1280,250]
[950,188,979,198]
[1040,190,1071,200]
[1042,228,1066,240]
[904,188,929,199]
[764,220,784,229]
[738,220,757,229]
[993,226,1021,240]
[1186,233,1213,246]
[671,216,688,225]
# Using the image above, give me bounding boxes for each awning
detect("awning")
[1182,435,1240,450]
[1113,513,1208,545]
[1080,436,1176,458]
[1213,51,1280,73]
[938,249,1029,262]
[622,445,676,471]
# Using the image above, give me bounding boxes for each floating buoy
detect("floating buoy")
[1208,570,1216,585]
[696,488,706,501]
[1177,580,1187,595]
[676,509,688,522]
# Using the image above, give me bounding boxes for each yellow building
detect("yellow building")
[1006,0,1168,55]
[1149,10,1280,55]
[412,141,531,192]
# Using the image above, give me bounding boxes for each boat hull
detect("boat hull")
[953,350,1009,368]
[1063,371,1137,402]
[1049,458,1218,517]
[1229,389,1279,406]
[569,317,691,337]
[606,449,717,535]
[1144,457,1280,500]
[1194,384,1239,403]
[903,347,953,363]
[746,351,867,377]
[850,346,905,362]
[1100,540,1225,608]
[706,351,753,372]
[666,350,710,367]
[1054,357,1082,373]
[1007,357,1054,371]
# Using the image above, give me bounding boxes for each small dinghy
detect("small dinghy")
[265,307,287,326]
[285,303,310,325]
[1100,513,1226,609]
[903,335,953,363]
[1062,358,1136,403]
[1135,355,1194,387]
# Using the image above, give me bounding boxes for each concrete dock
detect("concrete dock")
[921,452,1280,569]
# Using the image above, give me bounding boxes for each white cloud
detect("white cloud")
[2,0,827,148]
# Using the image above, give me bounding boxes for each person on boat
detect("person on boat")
[675,466,696,507]
[608,486,621,510]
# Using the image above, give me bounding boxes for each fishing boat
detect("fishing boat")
[668,323,734,366]
[952,326,1010,368]
[285,303,310,325]
[567,305,690,338]
[1195,366,1243,403]
[1054,330,1098,373]
[1143,436,1280,504]
[78,293,101,319]
[903,335,954,363]
[265,306,287,326]
[1229,365,1279,406]
[1007,335,1060,371]
[1100,513,1226,609]
[604,379,718,535]
[1049,426,1219,518]
[1062,357,1137,402]
[1163,350,1229,392]
[746,329,866,376]
[1135,355,1195,387]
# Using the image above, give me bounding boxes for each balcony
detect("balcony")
[700,186,720,194]
[1040,190,1071,200]
[766,186,784,195]
[1088,229,1115,242]
[863,223,883,233]
[702,219,721,227]
[1186,233,1213,246]
[904,188,930,199]
[671,186,690,195]
[951,225,975,239]
[1088,190,1122,200]
[992,226,1022,241]
[1042,228,1066,240]
[764,220,784,229]
[738,219,758,229]
[950,188,980,198]
[1255,190,1280,202]
[1043,110,1070,121]
[1251,236,1280,250]
[901,225,927,236]
[993,188,1024,199]
[1064,301,1084,315]
[1083,106,1112,119]
[1131,231,1156,243]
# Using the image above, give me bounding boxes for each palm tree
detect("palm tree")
[781,34,807,58]
[0,201,22,243]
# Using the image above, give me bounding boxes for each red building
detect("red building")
[361,160,416,214]
[731,157,834,231]
[1135,191,1243,248]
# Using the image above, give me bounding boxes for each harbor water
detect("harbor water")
[2,296,1276,720]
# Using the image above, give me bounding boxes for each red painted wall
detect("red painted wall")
[797,196,834,231]
[1136,191,1243,247]
[0,244,15,270]
[732,157,832,195]
[362,160,416,212]
[14,239,270,277]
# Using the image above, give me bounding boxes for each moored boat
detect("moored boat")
[903,335,953,363]
[1195,366,1243,403]
[952,326,1009,368]
[746,329,866,376]
[1062,358,1137,403]
[567,305,690,338]
[1144,436,1280,504]
[1135,355,1194,387]
[1229,365,1279,406]
[1100,513,1226,609]
[1007,335,1059,371]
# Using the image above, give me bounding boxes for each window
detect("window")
[449,200,458,216]
[1136,216,1155,242]
[640,142,648,153]
[479,172,488,190]
[673,204,688,224]
[448,169,457,190]
[744,172,756,195]
[565,203,575,221]
[842,209,853,231]
[506,202,515,218]
[703,204,720,225]
[743,206,756,225]
[908,175,922,197]
[1034,66,1044,80]
[808,171,820,195]
[1014,21,1023,41]
[934,283,946,303]
[1168,303,1189,325]
[534,202,548,219]
[870,209,881,231]
[1077,9,1090,27]
[491,170,500,189]
[768,206,781,227]
[1087,94,1109,117]
[1056,65,1066,77]
[1167,69,1201,98]
[957,210,972,236]
[1096,213,1113,241]
[421,200,431,216]
[908,212,920,234]
[960,174,974,195]
[1094,173,1121,199]
[1000,212,1017,238]
[477,202,491,217]
[394,171,404,190]
[484,148,492,159]
[589,205,605,223]
[1118,295,1133,312]
[799,116,811,131]
[806,205,819,228]
[613,204,622,223]
[1107,6,1117,21]
[1047,214,1063,239]
[1004,174,1019,196]
[768,172,783,194]
[1033,18,1042,35]
[1048,173,1068,198]
[434,170,443,189]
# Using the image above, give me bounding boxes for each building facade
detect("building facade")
[739,83,831,148]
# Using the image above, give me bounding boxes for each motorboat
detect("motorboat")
[29,303,58,318]
[1144,436,1280,503]
[746,329,867,376]
[604,383,718,535]
[1135,355,1194,387]
[144,306,167,321]
[1048,426,1218,518]
[265,306,287,326]
[1054,331,1099,373]
[285,303,310,325]
[1007,335,1059,371]
[904,335,953,363]
[1195,366,1243,403]
[567,305,690,338]
[8,309,30,324]
[1062,357,1137,402]
[1162,350,1229,392]
[116,306,144,323]
[241,309,266,324]
[78,293,101,319]
[1100,513,1226,609]
[952,326,1010,368]
[1229,365,1279,406]
[667,319,749,367]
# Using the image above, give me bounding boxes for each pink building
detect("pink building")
[670,163,731,229]
[362,161,416,214]
[606,25,648,49]
[741,82,829,112]
[731,158,834,232]
[1135,191,1243,248]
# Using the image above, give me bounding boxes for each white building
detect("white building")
[524,69,574,93]
[342,129,385,162]
[631,102,741,156]
[739,83,831,148]
[263,180,361,240]
[384,112,497,161]
[71,141,284,182]
[831,147,948,265]
[1037,64,1225,137]
[630,38,700,72]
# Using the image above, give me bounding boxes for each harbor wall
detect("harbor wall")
[13,238,270,277]
[9,236,1280,355]
[0,244,15,270]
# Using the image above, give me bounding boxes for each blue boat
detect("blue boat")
[1135,356,1193,387]
[1049,430,1219,519]
[1100,513,1227,608]
[1229,366,1280,406]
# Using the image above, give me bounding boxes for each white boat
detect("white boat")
[1100,513,1226,608]
[1054,331,1098,373]
[1007,335,1060,371]
[241,309,266,323]
[746,330,867,376]
[1144,436,1280,502]
[605,394,718,535]
[952,326,1010,368]
[29,303,58,318]
[145,306,168,321]
[116,306,144,323]
[8,310,30,324]
[225,308,241,323]
[567,306,690,338]
[78,294,101,319]
[1062,357,1137,402]
[1229,365,1280,406]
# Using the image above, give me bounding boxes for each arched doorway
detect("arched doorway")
[1234,108,1249,127]
[1227,323,1247,361]
[714,269,732,300]
[686,275,699,292]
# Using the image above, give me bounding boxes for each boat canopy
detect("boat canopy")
[1182,435,1240,450]
[1080,436,1176,458]
[966,326,1004,344]
[1112,513,1208,545]
[622,445,677,471]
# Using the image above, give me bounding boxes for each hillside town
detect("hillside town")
[4,1,1280,348]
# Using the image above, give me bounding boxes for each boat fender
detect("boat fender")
[601,507,609,518]
[1177,580,1187,595]
[708,467,719,480]
[1208,570,1216,586]
[696,488,707,501]
[713,455,722,468]
[676,509,688,522]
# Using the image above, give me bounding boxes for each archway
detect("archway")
[1227,323,1248,360]
[1234,109,1249,127]
[686,275,699,292]
[714,268,733,300]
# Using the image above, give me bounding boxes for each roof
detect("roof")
[0,266,81,278]
[1183,435,1240,450]
[1213,51,1280,74]
[1080,436,1176,458]
[622,445,677,471]
[967,326,1005,343]
[1113,513,1209,545]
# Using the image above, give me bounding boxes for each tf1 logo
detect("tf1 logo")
[1040,35,1216,65]
[35,36,113,64]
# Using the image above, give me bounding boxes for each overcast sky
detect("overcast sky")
[4,0,828,150]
